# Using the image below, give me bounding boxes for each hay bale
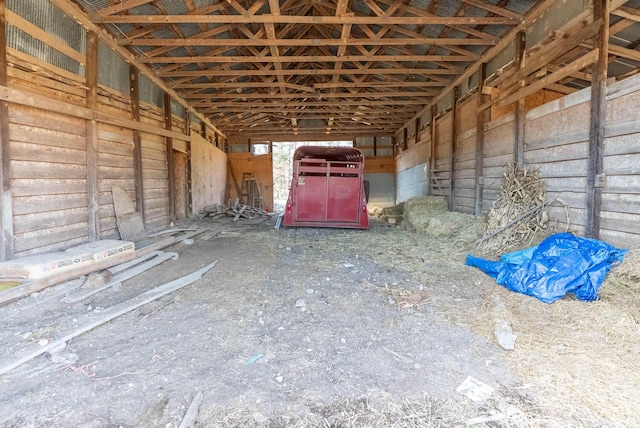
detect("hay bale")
[402,196,485,242]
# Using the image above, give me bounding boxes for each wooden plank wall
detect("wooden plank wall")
[140,111,171,230]
[481,114,516,210]
[599,77,640,246]
[432,109,453,198]
[454,96,479,214]
[3,50,189,257]
[96,94,136,240]
[524,92,591,235]
[191,133,227,215]
[227,152,274,211]
[8,60,90,257]
[394,72,640,248]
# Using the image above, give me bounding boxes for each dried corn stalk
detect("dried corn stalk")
[477,163,548,253]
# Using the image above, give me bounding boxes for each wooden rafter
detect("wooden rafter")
[47,0,636,138]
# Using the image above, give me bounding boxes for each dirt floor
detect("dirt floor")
[0,210,638,427]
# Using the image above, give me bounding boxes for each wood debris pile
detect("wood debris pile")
[477,163,548,254]
[201,202,273,222]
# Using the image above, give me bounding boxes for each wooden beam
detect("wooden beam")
[164,93,176,222]
[313,81,447,89]
[126,37,495,47]
[429,105,437,194]
[85,31,100,242]
[611,5,640,22]
[492,49,599,109]
[460,0,523,20]
[0,84,190,142]
[95,0,155,16]
[143,54,479,64]
[585,0,609,239]
[401,0,559,132]
[97,15,517,25]
[402,127,408,150]
[183,91,437,99]
[475,64,487,216]
[129,65,145,219]
[0,0,13,260]
[449,87,458,211]
[158,67,458,78]
[497,19,601,90]
[515,30,526,167]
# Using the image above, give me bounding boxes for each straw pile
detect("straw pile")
[403,196,485,243]
[477,163,548,254]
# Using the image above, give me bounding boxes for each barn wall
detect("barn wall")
[0,6,226,260]
[524,89,591,236]
[191,133,227,215]
[363,156,395,207]
[454,96,480,214]
[227,152,274,211]
[394,130,429,203]
[393,72,640,248]
[482,114,516,210]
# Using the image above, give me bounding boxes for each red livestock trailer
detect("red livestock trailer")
[282,146,369,229]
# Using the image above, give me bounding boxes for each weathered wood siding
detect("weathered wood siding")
[2,45,195,258]
[454,96,479,214]
[141,111,171,230]
[481,114,516,210]
[227,152,274,211]
[394,73,640,247]
[191,133,227,215]
[10,104,89,256]
[524,92,590,234]
[432,110,453,198]
[601,77,640,246]
[8,67,90,257]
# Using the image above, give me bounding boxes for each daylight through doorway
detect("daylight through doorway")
[271,141,353,212]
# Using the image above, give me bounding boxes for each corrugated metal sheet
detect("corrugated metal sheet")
[487,43,515,78]
[527,0,589,48]
[171,100,186,119]
[139,74,164,108]
[98,42,129,94]
[7,0,85,76]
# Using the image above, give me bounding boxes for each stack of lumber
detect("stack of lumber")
[201,202,273,222]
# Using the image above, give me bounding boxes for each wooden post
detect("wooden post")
[429,105,437,194]
[403,127,408,150]
[475,64,488,216]
[415,117,420,146]
[129,65,145,219]
[585,0,609,239]
[515,31,526,167]
[448,87,458,211]
[85,31,100,241]
[163,93,176,222]
[0,0,14,260]
[373,136,377,156]
[184,112,192,217]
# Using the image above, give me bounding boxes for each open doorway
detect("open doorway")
[272,141,353,212]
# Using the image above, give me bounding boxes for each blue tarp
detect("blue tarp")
[466,233,627,304]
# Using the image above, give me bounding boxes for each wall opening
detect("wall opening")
[272,141,353,212]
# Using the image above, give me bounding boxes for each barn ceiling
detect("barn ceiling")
[68,0,640,140]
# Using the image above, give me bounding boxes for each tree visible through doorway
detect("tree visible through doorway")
[271,141,353,212]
